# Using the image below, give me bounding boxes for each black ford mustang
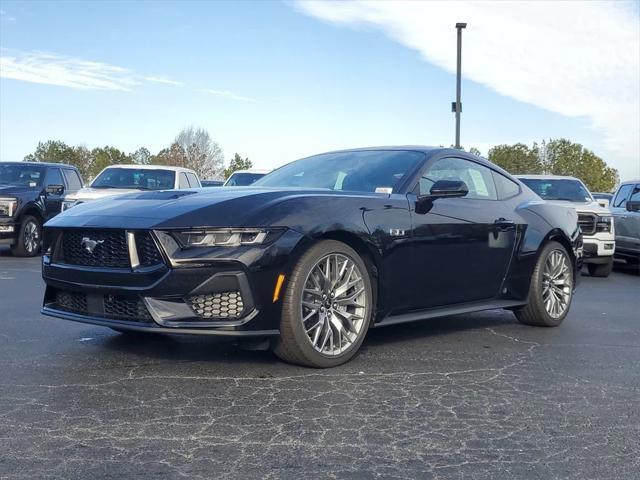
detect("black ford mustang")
[41,147,581,367]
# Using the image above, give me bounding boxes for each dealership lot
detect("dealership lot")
[0,251,638,479]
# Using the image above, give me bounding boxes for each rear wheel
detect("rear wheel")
[272,240,373,368]
[515,241,574,327]
[11,215,42,257]
[587,258,613,277]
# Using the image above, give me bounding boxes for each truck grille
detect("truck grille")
[58,229,163,269]
[578,214,596,235]
[51,289,152,323]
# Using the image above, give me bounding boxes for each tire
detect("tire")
[272,240,374,368]
[515,241,574,327]
[587,258,613,277]
[10,215,42,257]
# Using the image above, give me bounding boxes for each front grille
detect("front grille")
[61,229,129,268]
[186,291,245,319]
[104,295,153,322]
[54,290,88,314]
[58,229,163,269]
[135,232,163,267]
[578,214,596,235]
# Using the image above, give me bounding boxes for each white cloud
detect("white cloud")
[200,89,256,102]
[144,75,183,86]
[0,51,140,91]
[297,0,640,168]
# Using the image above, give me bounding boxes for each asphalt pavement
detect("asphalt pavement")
[0,249,638,479]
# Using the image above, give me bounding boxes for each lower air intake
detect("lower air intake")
[186,292,245,319]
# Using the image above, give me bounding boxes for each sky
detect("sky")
[1,0,639,180]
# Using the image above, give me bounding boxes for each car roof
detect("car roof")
[515,174,580,181]
[0,161,79,169]
[618,179,640,186]
[100,164,197,173]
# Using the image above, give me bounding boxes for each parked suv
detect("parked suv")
[518,175,615,277]
[62,165,201,211]
[0,162,84,256]
[609,180,640,269]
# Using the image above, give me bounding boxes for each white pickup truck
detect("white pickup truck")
[518,175,615,277]
[62,165,201,211]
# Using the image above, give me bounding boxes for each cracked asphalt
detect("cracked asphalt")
[0,251,639,479]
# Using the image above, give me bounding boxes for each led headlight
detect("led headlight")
[61,200,79,212]
[170,228,281,248]
[0,197,18,217]
[596,215,613,233]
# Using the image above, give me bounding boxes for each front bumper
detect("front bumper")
[582,235,615,263]
[0,218,17,245]
[41,228,304,336]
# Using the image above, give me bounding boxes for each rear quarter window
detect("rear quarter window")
[492,171,520,200]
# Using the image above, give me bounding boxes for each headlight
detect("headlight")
[170,228,282,248]
[61,200,78,212]
[596,215,613,232]
[0,198,18,217]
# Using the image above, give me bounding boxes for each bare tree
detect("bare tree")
[174,127,224,179]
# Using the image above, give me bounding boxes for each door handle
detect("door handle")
[494,218,516,230]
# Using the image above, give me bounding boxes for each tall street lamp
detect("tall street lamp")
[453,22,467,149]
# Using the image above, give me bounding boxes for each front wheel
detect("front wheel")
[272,240,373,368]
[515,241,574,327]
[11,215,42,257]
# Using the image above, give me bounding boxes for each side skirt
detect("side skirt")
[373,300,526,328]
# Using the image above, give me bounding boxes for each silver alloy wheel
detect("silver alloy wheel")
[301,253,367,356]
[24,221,40,254]
[542,249,572,318]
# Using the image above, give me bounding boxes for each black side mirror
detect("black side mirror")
[415,180,469,214]
[429,179,469,198]
[45,184,65,196]
[626,200,640,212]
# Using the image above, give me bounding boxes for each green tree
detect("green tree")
[224,153,253,179]
[90,146,131,178]
[24,140,92,179]
[543,139,618,192]
[488,143,543,174]
[468,147,482,157]
[152,143,187,168]
[131,147,151,165]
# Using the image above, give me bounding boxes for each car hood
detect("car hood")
[47,187,375,230]
[543,200,611,215]
[66,187,146,202]
[0,185,38,197]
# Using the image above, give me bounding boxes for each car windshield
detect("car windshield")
[254,150,425,193]
[0,164,45,187]
[520,178,593,203]
[225,172,266,186]
[91,168,175,190]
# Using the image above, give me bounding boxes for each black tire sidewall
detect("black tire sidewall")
[279,240,373,368]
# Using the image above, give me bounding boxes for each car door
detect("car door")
[406,155,517,309]
[43,167,65,220]
[612,184,640,256]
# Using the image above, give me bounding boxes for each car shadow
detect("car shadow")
[613,261,640,276]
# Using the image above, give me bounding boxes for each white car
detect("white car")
[517,175,615,277]
[62,165,201,211]
[223,169,270,187]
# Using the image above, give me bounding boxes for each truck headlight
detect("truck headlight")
[61,200,78,212]
[170,228,282,248]
[0,198,18,217]
[596,215,612,232]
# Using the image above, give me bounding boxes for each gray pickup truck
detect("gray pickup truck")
[610,180,640,270]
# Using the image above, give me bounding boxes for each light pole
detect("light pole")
[453,22,467,149]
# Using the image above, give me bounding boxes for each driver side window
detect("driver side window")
[418,157,497,200]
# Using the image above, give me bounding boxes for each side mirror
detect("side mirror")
[415,180,469,214]
[45,184,65,196]
[626,200,640,212]
[429,179,469,198]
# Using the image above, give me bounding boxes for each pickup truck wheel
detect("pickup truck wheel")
[515,241,573,327]
[587,258,613,277]
[11,216,42,257]
[272,240,373,368]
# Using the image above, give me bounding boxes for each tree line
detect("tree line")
[483,139,619,192]
[23,127,252,181]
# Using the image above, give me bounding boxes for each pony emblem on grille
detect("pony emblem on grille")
[80,237,104,254]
